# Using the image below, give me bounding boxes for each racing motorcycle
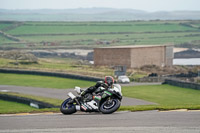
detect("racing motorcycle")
[60,84,122,114]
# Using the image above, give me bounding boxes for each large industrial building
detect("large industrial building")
[94,45,173,68]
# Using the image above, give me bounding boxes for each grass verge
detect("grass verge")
[0,92,63,106]
[119,105,200,112]
[119,84,200,111]
[0,92,61,114]
[0,99,38,114]
[0,99,59,114]
[0,73,95,89]
[122,84,200,105]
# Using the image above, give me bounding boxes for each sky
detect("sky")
[0,0,200,12]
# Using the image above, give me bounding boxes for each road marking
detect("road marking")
[0,90,11,92]
[188,110,200,112]
[0,111,98,117]
[159,109,187,112]
[1,110,200,117]
[15,113,30,116]
[169,109,188,112]
[160,109,200,112]
[0,112,59,117]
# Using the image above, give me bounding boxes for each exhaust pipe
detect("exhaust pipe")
[68,92,81,111]
[68,92,76,99]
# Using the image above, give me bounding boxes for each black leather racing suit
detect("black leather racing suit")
[81,81,108,97]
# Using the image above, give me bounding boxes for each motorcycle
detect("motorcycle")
[60,84,122,114]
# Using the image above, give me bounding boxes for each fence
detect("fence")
[138,77,165,82]
[164,78,200,90]
[138,76,200,90]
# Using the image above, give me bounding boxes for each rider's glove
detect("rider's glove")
[102,83,109,89]
[80,91,86,96]
[95,81,104,88]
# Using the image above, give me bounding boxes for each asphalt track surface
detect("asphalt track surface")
[0,111,200,133]
[0,83,160,106]
[1,83,200,132]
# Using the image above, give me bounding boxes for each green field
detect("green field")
[7,23,196,35]
[0,23,13,30]
[120,84,200,111]
[122,85,200,106]
[0,73,95,89]
[0,97,60,114]
[0,20,200,48]
[0,99,37,114]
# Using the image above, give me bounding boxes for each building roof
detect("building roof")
[95,44,173,49]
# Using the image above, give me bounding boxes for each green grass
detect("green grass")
[0,99,60,114]
[119,84,200,111]
[0,92,62,114]
[0,99,37,114]
[1,20,200,48]
[0,23,12,30]
[7,22,198,35]
[0,73,95,89]
[18,31,200,43]
[0,92,62,106]
[119,104,200,112]
[122,84,200,105]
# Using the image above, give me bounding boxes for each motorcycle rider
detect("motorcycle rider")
[80,76,115,101]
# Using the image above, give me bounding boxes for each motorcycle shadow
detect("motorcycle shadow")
[61,111,124,116]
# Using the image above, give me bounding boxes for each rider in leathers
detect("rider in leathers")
[80,76,114,100]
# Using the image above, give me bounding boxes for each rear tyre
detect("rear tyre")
[100,98,121,114]
[60,98,76,115]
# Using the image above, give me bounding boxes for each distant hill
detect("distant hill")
[0,8,200,21]
[174,49,200,58]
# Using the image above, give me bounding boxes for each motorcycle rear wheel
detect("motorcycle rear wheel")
[100,98,121,114]
[60,98,76,115]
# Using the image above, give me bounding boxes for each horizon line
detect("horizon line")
[0,7,200,13]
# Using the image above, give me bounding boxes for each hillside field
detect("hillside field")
[0,20,200,49]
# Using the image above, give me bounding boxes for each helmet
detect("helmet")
[105,76,114,87]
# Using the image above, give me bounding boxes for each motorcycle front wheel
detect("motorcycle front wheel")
[60,98,76,115]
[100,98,121,114]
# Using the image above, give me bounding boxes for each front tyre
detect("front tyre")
[60,98,76,115]
[100,98,121,114]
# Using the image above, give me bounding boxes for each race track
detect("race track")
[0,111,200,133]
[0,83,200,133]
[0,84,157,106]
